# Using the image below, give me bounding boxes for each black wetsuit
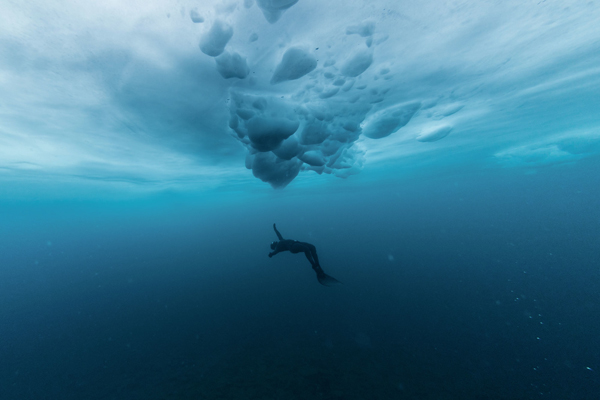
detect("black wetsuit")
[269,224,340,286]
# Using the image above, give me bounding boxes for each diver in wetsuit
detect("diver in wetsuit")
[269,223,341,286]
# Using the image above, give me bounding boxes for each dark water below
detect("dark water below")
[1,161,599,400]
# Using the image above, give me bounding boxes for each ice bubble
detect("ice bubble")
[346,20,376,37]
[374,33,389,46]
[434,103,464,118]
[190,8,204,23]
[246,117,299,151]
[271,47,317,84]
[256,0,299,23]
[252,98,267,110]
[321,139,343,156]
[341,80,355,91]
[416,124,453,142]
[319,87,339,99]
[343,121,359,132]
[341,49,373,77]
[272,135,301,160]
[236,108,255,120]
[299,150,326,167]
[310,108,333,121]
[329,147,364,177]
[230,117,248,138]
[215,51,249,79]
[251,152,302,188]
[362,102,421,139]
[426,102,465,120]
[249,32,259,42]
[199,20,233,57]
[300,121,331,145]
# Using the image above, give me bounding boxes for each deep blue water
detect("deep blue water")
[2,0,600,398]
[1,159,599,400]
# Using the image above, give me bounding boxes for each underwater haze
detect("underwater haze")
[1,0,600,399]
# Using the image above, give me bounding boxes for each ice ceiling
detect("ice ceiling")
[1,0,599,189]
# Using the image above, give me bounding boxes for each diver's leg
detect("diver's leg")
[308,244,320,266]
[304,250,317,267]
[304,250,326,275]
[306,245,341,286]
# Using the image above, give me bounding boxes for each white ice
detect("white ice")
[1,0,599,191]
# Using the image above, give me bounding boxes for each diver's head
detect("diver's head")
[270,241,278,250]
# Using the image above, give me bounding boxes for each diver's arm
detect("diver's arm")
[273,223,284,240]
[269,248,282,258]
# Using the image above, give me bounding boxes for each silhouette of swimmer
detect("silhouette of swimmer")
[269,223,341,286]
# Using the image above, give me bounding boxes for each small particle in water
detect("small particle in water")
[388,254,394,261]
[587,367,594,371]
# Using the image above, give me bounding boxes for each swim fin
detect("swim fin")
[317,272,342,286]
[314,265,342,286]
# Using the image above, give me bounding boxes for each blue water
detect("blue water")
[2,159,599,399]
[2,1,600,399]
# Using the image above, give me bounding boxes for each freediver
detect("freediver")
[269,223,341,286]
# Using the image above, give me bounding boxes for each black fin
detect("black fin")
[317,272,342,286]
[313,265,342,286]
